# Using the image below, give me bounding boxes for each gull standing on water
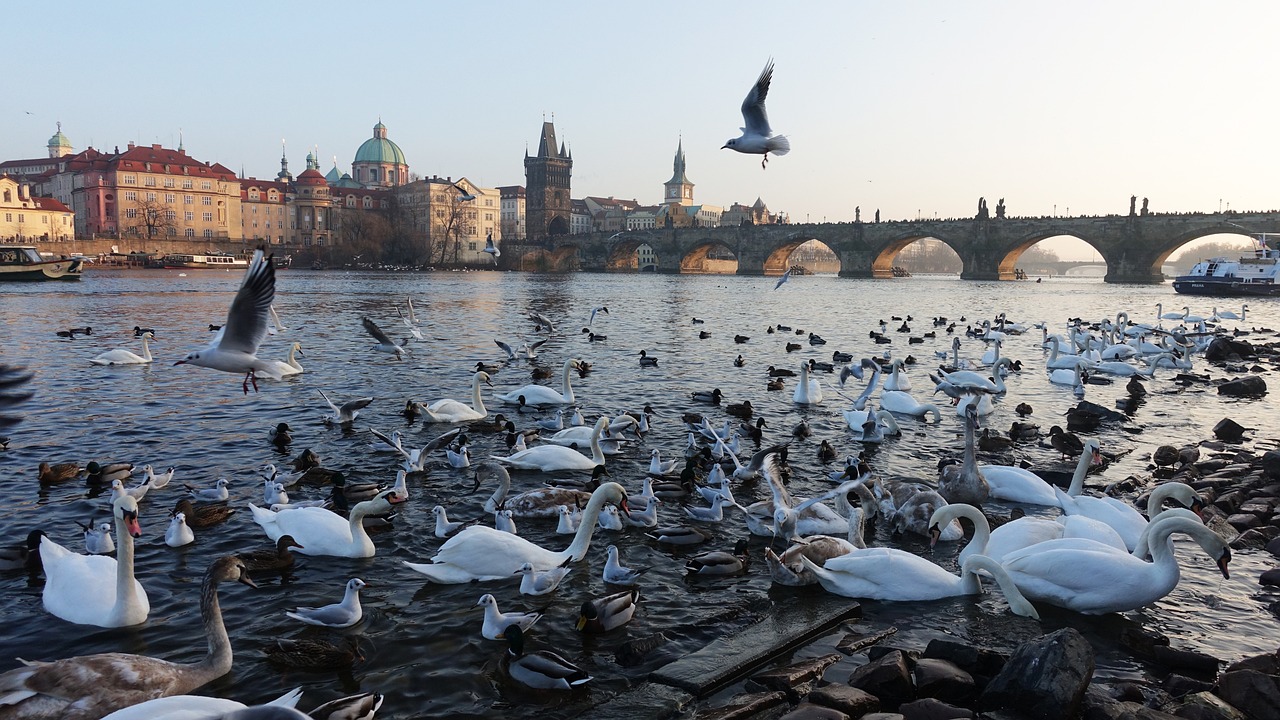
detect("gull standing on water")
[722,59,790,169]
[174,249,283,393]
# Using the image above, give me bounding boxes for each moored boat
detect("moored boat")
[0,245,84,281]
[150,252,249,270]
[1172,234,1280,297]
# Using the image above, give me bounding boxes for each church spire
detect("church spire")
[276,139,293,182]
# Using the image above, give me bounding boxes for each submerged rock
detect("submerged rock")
[1217,376,1266,396]
[980,628,1095,720]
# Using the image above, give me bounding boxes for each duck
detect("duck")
[638,350,658,366]
[239,535,304,574]
[588,332,607,342]
[516,560,572,595]
[165,513,195,548]
[0,529,47,574]
[0,555,256,720]
[286,578,364,628]
[495,358,581,407]
[792,361,823,405]
[1048,425,1084,459]
[817,440,838,463]
[404,482,629,583]
[785,342,802,352]
[90,332,154,366]
[646,525,709,545]
[766,377,785,391]
[249,489,406,558]
[1015,402,1033,416]
[999,516,1229,614]
[85,461,133,485]
[1008,421,1040,441]
[491,417,609,472]
[419,371,492,423]
[734,334,750,344]
[734,355,746,367]
[265,637,362,671]
[685,539,751,576]
[40,492,149,627]
[576,588,639,632]
[977,428,1014,453]
[172,498,235,529]
[938,405,989,505]
[501,625,591,691]
[478,591,542,635]
[691,387,723,404]
[38,461,82,485]
[767,365,796,377]
[724,400,754,419]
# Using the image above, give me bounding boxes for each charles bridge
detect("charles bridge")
[513,208,1280,283]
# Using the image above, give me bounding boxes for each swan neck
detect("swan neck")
[141,335,152,362]
[564,487,609,561]
[561,361,575,403]
[1147,483,1185,515]
[962,555,1038,618]
[181,569,234,692]
[347,502,377,553]
[486,469,511,512]
[846,508,866,548]
[1066,446,1092,496]
[114,509,139,615]
[472,374,487,415]
[962,413,978,471]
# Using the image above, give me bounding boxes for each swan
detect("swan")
[1090,353,1170,378]
[764,504,872,586]
[495,358,580,407]
[878,390,941,421]
[0,555,256,720]
[929,503,1126,567]
[980,339,1002,367]
[844,360,880,409]
[1213,304,1246,321]
[91,332,154,366]
[248,489,406,558]
[476,462,592,518]
[800,551,1038,617]
[490,417,608,472]
[1045,336,1090,370]
[882,359,912,392]
[403,481,629,583]
[420,371,491,423]
[792,361,823,405]
[545,422,626,456]
[265,342,304,377]
[856,410,901,443]
[999,516,1230,614]
[979,437,1100,507]
[1048,361,1086,391]
[1057,464,1203,551]
[40,492,149,628]
[100,688,303,720]
[741,458,868,540]
[938,404,989,506]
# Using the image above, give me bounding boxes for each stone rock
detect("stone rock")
[869,645,920,664]
[1233,528,1280,551]
[1083,684,1126,720]
[1263,451,1280,480]
[862,714,906,720]
[698,691,788,720]
[1149,646,1221,675]
[1212,418,1247,443]
[1205,338,1255,362]
[836,627,899,655]
[1163,673,1216,698]
[1259,568,1280,586]
[751,654,843,696]
[980,628,1095,720]
[1120,626,1170,658]
[1116,701,1183,720]
[922,638,1007,680]
[1172,691,1248,720]
[1226,514,1260,532]
[1225,650,1280,675]
[776,701,850,720]
[1268,537,1280,558]
[897,697,974,720]
[849,650,915,704]
[912,658,975,704]
[1215,669,1280,720]
[806,684,881,717]
[615,632,670,667]
[1217,376,1266,397]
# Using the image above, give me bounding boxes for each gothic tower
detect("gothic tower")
[663,138,694,206]
[524,121,572,241]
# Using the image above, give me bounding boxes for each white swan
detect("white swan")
[265,342,304,377]
[855,410,901,443]
[495,358,580,407]
[792,361,823,405]
[546,422,626,456]
[91,332,154,366]
[1090,353,1169,377]
[476,462,592,518]
[980,438,1099,507]
[101,688,303,720]
[764,507,866,586]
[879,390,942,420]
[929,503,1126,567]
[980,339,1002,367]
[1056,464,1202,551]
[420,371,492,423]
[40,492,149,627]
[491,417,608,472]
[248,489,405,558]
[800,552,1039,617]
[999,516,1230,614]
[882,358,912,392]
[403,482,628,583]
[1045,336,1088,370]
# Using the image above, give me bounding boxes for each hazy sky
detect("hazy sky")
[5,1,1274,260]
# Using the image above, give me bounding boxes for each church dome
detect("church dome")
[353,122,406,166]
[296,168,327,185]
[49,130,71,148]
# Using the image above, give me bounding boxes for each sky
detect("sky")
[5,1,1276,260]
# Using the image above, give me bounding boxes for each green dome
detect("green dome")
[49,130,71,148]
[353,122,406,166]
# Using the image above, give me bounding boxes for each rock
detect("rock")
[849,650,915,704]
[776,702,850,720]
[912,658,975,704]
[1226,514,1259,532]
[897,698,974,720]
[807,684,881,717]
[862,715,906,720]
[837,627,899,655]
[1215,669,1280,720]
[698,691,789,720]
[1261,568,1280,587]
[869,645,920,663]
[751,654,843,698]
[1217,376,1266,397]
[1149,646,1221,675]
[922,638,1008,680]
[1262,451,1280,481]
[1266,536,1280,558]
[1116,701,1183,720]
[1213,418,1247,443]
[1120,626,1170,658]
[980,628,1095,720]
[1083,684,1126,720]
[1153,445,1182,467]
[1163,673,1216,698]
[1226,650,1280,676]
[1233,528,1279,551]
[1205,338,1255,362]
[1172,691,1248,720]
[615,632,670,667]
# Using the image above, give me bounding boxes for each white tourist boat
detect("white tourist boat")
[1173,234,1280,297]
[154,252,250,270]
[0,245,84,281]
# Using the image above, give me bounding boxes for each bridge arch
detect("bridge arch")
[760,235,840,275]
[1149,227,1259,275]
[680,239,739,274]
[997,232,1105,279]
[522,243,581,272]
[872,233,963,278]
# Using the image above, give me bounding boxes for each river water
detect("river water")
[0,269,1277,718]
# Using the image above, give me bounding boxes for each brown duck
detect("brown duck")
[39,461,82,485]
[265,636,362,670]
[173,498,235,529]
[240,535,303,573]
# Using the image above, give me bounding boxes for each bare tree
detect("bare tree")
[429,193,474,266]
[124,195,177,240]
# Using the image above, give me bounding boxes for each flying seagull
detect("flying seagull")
[363,316,410,358]
[528,312,555,333]
[774,268,792,290]
[455,184,477,202]
[175,249,283,393]
[723,59,790,169]
[318,389,373,426]
[483,233,500,264]
[589,306,609,326]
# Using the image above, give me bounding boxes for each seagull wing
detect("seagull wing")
[527,338,549,352]
[407,297,419,325]
[760,452,794,510]
[424,427,465,452]
[774,269,791,290]
[794,477,866,514]
[215,250,275,355]
[340,397,374,419]
[317,389,341,417]
[369,428,404,454]
[495,339,516,359]
[362,317,394,346]
[741,59,776,137]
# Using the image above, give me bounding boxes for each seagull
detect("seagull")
[494,338,517,360]
[603,544,648,585]
[397,301,425,341]
[478,593,543,639]
[528,312,555,333]
[186,477,230,502]
[774,268,792,290]
[455,184,477,202]
[318,389,373,426]
[174,249,283,393]
[483,233,500,264]
[286,578,366,628]
[722,58,790,169]
[516,560,571,596]
[589,306,609,326]
[363,316,410,358]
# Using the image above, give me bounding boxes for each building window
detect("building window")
[165,194,175,203]
[249,190,260,200]
[166,210,176,221]
[144,177,156,187]
[183,179,193,189]
[3,214,9,222]
[42,216,48,224]
[185,212,194,221]
[122,175,136,184]
[164,178,175,188]
[146,192,156,202]
[125,208,137,218]
[166,226,176,235]
[204,229,213,238]
[468,242,477,251]
[201,181,212,190]
[202,196,212,205]
[185,228,195,237]
[203,212,213,222]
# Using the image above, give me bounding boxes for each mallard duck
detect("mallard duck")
[292,448,320,472]
[977,428,1014,453]
[502,625,591,690]
[740,418,767,444]
[1015,402,1033,417]
[1127,376,1148,397]
[685,539,751,576]
[817,440,837,463]
[173,498,235,529]
[734,355,746,367]
[724,400,754,419]
[85,461,133,485]
[0,529,46,573]
[330,473,380,505]
[1048,425,1084,459]
[268,422,292,446]
[766,377,785,391]
[38,461,82,485]
[310,692,385,719]
[575,588,639,633]
[646,525,708,546]
[691,388,723,404]
[264,637,362,671]
[240,535,304,573]
[767,365,796,377]
[402,399,420,421]
[1008,421,1040,441]
[469,413,510,433]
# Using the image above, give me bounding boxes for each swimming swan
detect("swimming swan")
[249,489,406,558]
[490,417,608,472]
[91,332,154,366]
[792,361,823,405]
[420,371,492,422]
[495,359,581,407]
[40,492,149,628]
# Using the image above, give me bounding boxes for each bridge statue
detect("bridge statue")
[874,209,880,223]
[996,198,1006,219]
[1130,195,1137,216]
[855,206,861,222]
[1141,197,1149,216]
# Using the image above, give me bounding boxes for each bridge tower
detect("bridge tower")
[524,121,573,242]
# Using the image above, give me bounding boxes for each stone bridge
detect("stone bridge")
[513,210,1280,283]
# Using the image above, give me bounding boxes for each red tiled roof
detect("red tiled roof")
[32,197,71,213]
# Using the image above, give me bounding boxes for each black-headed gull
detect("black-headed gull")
[477,593,542,639]
[175,250,282,393]
[722,59,790,169]
[483,233,500,264]
[286,578,365,628]
[318,390,372,426]
[528,312,555,333]
[516,560,571,596]
[589,306,609,326]
[397,297,424,340]
[362,316,410,358]
[774,268,792,290]
[603,544,648,585]
[186,477,230,502]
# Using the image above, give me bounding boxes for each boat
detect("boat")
[0,245,84,281]
[1173,234,1280,297]
[151,252,250,270]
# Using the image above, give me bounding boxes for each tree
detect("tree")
[125,195,177,240]
[430,192,473,266]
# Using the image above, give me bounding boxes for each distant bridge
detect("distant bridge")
[509,210,1280,283]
